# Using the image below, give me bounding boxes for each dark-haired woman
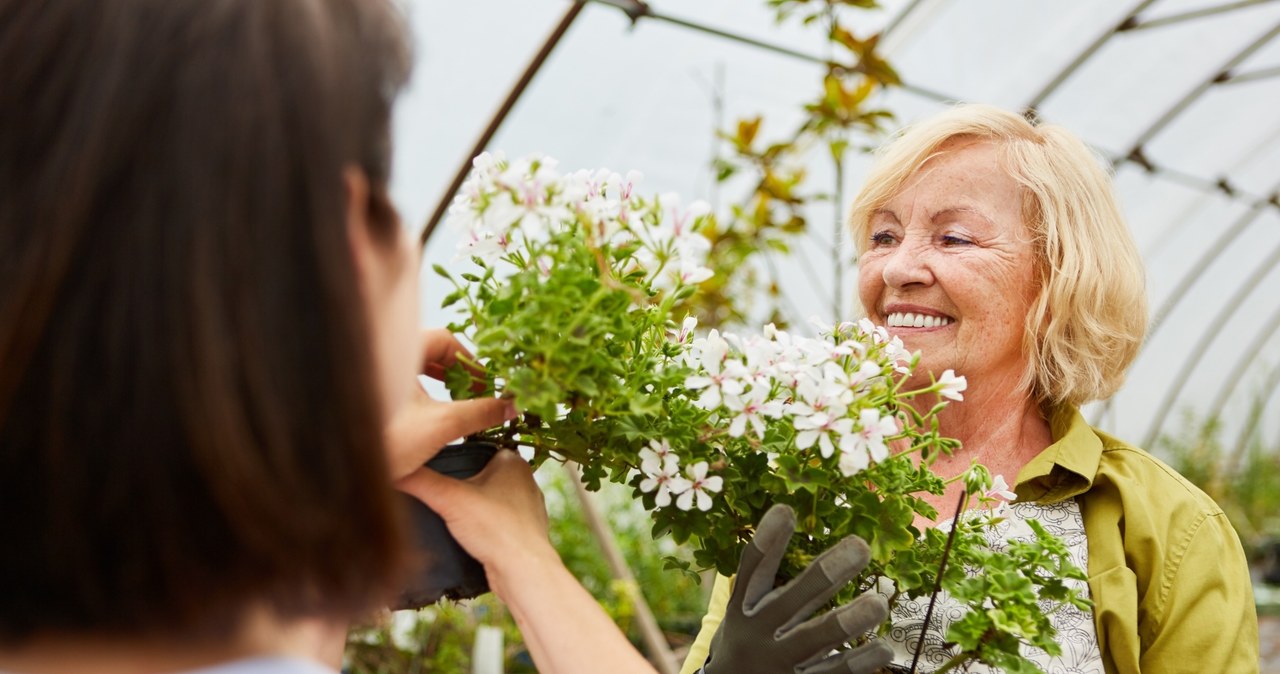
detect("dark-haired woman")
[0,0,657,671]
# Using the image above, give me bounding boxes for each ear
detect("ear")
[344,165,376,285]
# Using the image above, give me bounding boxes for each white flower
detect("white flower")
[456,228,510,264]
[793,410,854,459]
[839,408,899,469]
[654,258,713,289]
[985,474,1017,502]
[638,443,691,508]
[846,359,883,390]
[723,385,784,438]
[675,461,722,512]
[670,316,698,345]
[837,444,870,477]
[641,438,675,463]
[685,330,748,409]
[937,369,967,401]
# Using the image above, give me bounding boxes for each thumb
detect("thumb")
[397,466,464,518]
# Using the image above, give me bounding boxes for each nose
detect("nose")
[881,236,934,289]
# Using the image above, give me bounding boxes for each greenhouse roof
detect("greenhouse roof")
[391,0,1280,453]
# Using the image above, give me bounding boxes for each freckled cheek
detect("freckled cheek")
[855,261,884,314]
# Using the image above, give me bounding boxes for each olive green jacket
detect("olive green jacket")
[680,406,1259,674]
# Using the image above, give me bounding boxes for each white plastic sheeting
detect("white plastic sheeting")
[391,0,1280,453]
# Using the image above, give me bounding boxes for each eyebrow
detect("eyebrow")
[870,208,899,223]
[870,206,996,227]
[931,207,996,227]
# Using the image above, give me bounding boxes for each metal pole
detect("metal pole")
[1024,0,1159,111]
[1208,300,1280,421]
[1119,0,1278,32]
[1123,22,1280,153]
[1142,239,1280,447]
[567,465,680,674]
[419,1,589,250]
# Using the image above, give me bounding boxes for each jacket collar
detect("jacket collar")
[1013,404,1102,504]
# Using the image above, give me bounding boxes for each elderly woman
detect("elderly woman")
[0,2,893,673]
[682,105,1258,673]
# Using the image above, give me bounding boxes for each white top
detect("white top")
[882,498,1104,673]
[1,659,335,674]
[180,658,337,674]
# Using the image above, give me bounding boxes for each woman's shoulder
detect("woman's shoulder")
[1088,427,1224,517]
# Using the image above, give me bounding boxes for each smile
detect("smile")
[886,312,954,329]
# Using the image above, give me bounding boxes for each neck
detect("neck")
[909,375,1052,526]
[0,608,348,674]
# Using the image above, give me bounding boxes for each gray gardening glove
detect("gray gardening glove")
[701,504,893,674]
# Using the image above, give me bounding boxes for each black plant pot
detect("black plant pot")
[394,440,498,610]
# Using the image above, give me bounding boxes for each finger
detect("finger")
[736,504,796,613]
[419,329,483,383]
[386,397,516,478]
[396,465,465,517]
[396,396,516,446]
[757,534,871,630]
[798,639,894,674]
[784,594,889,666]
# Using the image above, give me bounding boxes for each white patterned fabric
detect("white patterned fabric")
[881,499,1104,673]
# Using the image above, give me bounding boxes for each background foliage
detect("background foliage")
[344,467,709,673]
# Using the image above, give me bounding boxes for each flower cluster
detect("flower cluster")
[437,154,1090,674]
[449,152,712,290]
[637,439,724,512]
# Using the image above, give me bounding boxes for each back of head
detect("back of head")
[849,104,1148,408]
[0,0,412,642]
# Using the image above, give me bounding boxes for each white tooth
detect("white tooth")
[889,313,902,327]
[922,315,936,328]
[913,314,925,328]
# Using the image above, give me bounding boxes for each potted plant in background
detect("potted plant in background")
[418,152,1089,672]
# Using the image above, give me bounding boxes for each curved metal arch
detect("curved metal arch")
[418,0,589,249]
[1024,0,1159,111]
[1209,301,1280,421]
[1120,0,1280,33]
[1228,359,1280,469]
[1123,22,1280,154]
[1142,239,1280,447]
[1094,187,1279,425]
[1148,185,1280,337]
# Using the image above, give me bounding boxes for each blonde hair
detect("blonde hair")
[849,104,1147,407]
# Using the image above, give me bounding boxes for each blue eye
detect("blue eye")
[941,234,972,246]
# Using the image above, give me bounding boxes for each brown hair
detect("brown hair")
[0,0,413,641]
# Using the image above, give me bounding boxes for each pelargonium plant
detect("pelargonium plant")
[434,152,1090,673]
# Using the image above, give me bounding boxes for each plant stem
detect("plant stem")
[931,651,972,674]
[909,487,968,674]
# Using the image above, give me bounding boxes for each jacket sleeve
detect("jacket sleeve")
[679,573,734,674]
[1139,510,1258,673]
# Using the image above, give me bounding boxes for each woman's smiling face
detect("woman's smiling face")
[857,139,1039,392]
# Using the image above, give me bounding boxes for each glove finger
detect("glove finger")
[734,504,797,612]
[784,593,889,659]
[797,639,894,674]
[754,534,871,627]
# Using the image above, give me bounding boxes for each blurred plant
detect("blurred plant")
[433,152,1088,672]
[695,0,900,328]
[344,466,705,673]
[1158,404,1280,554]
